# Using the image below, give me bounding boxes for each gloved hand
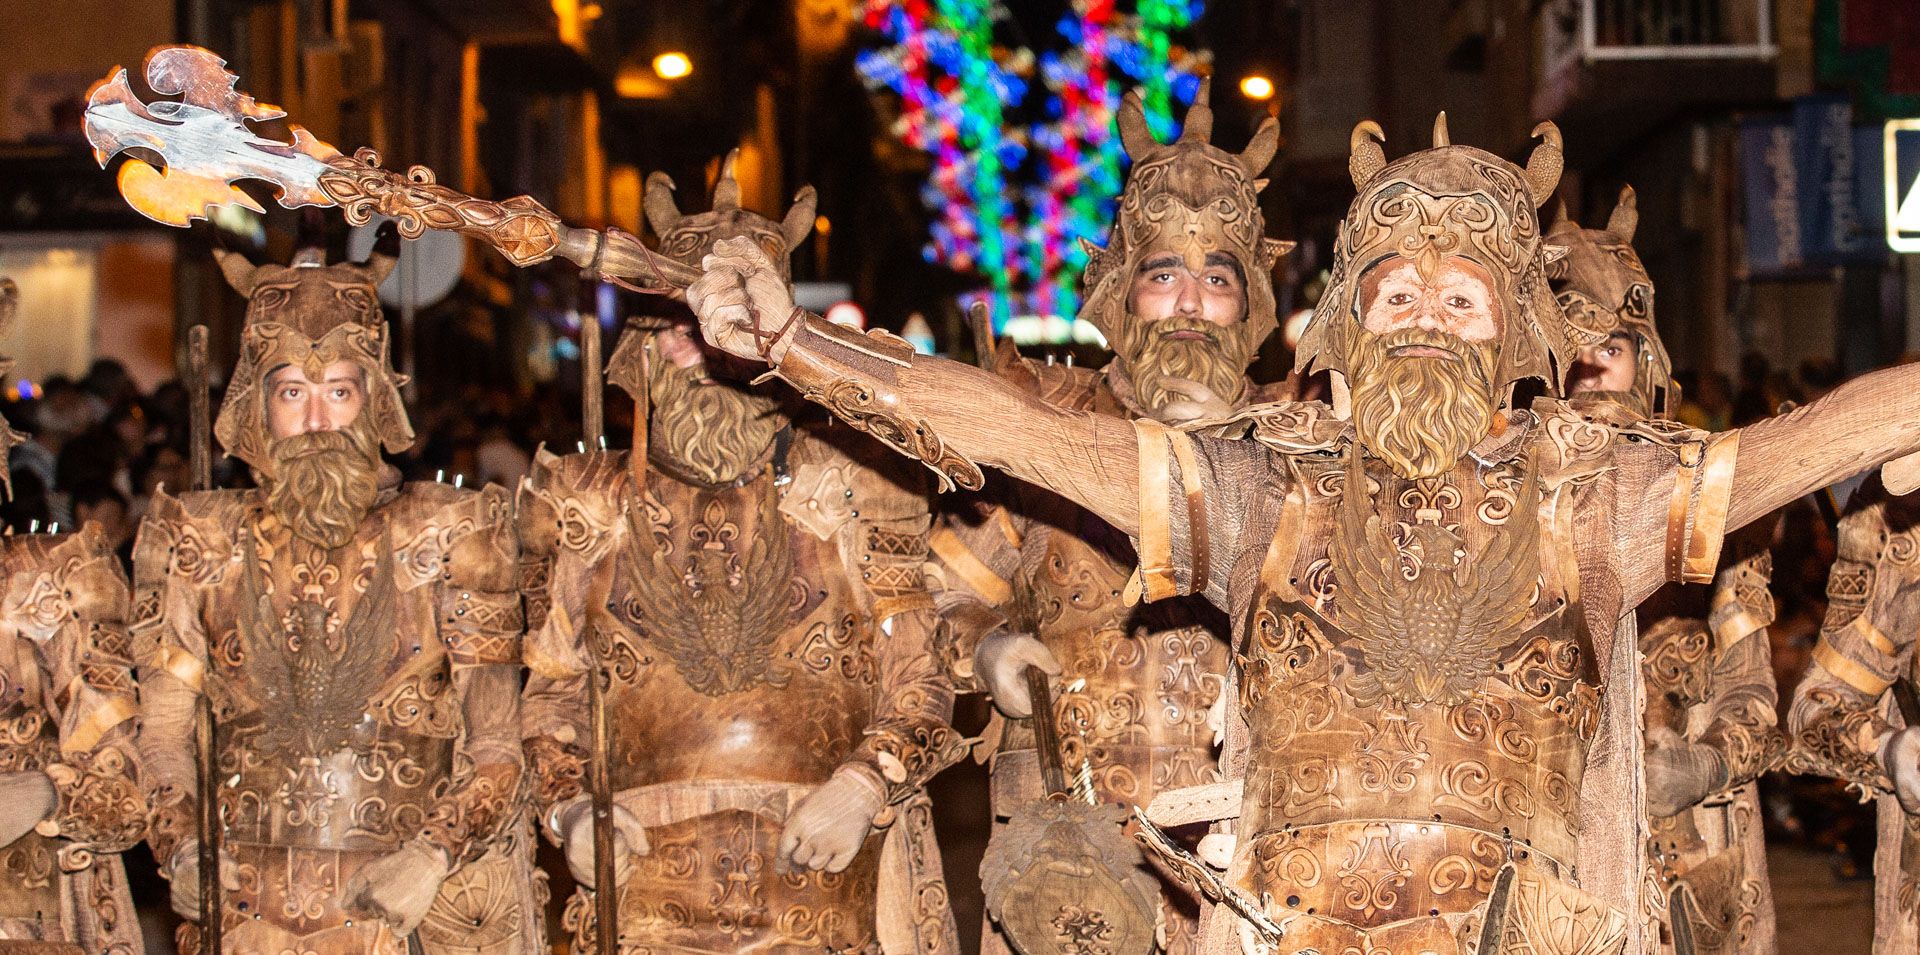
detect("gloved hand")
[778,766,886,874]
[1156,377,1236,428]
[0,770,55,848]
[975,630,1062,719]
[1645,728,1729,818]
[165,839,241,921]
[341,840,450,935]
[1882,725,1920,815]
[687,238,802,363]
[553,796,649,889]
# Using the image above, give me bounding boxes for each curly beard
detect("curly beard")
[1346,327,1498,480]
[264,415,382,550]
[649,359,785,486]
[1110,313,1257,417]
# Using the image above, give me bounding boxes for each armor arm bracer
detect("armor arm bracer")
[1695,544,1784,787]
[36,531,147,852]
[128,502,213,867]
[416,662,524,866]
[1786,495,1909,795]
[846,606,969,805]
[773,313,1140,528]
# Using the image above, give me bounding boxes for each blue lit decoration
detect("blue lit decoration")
[857,0,1209,338]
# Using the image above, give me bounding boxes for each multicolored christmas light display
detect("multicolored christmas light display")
[857,0,1208,336]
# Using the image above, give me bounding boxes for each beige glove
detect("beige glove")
[778,766,886,874]
[553,796,649,889]
[0,770,55,848]
[1156,377,1237,428]
[975,630,1062,719]
[1645,728,1730,818]
[165,839,241,921]
[687,238,801,363]
[1883,725,1920,815]
[341,840,449,935]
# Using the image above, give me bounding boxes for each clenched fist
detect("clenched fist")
[1883,725,1920,814]
[686,237,801,363]
[778,766,886,874]
[553,796,650,889]
[165,839,241,921]
[342,840,450,935]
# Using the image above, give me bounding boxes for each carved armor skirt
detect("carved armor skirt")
[563,808,882,954]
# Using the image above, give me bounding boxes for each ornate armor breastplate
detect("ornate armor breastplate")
[600,470,877,791]
[209,526,458,852]
[1238,451,1600,933]
[1001,508,1228,804]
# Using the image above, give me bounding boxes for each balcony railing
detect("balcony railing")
[1541,0,1775,79]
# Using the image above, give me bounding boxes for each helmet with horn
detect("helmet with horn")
[1077,81,1292,371]
[1299,112,1574,400]
[608,149,817,398]
[0,280,25,498]
[1549,185,1673,416]
[210,225,412,475]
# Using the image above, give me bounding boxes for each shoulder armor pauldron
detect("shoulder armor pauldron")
[1240,401,1351,455]
[524,450,628,564]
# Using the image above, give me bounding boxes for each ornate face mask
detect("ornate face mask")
[0,280,24,499]
[1298,114,1574,406]
[606,152,815,485]
[1078,83,1292,413]
[211,242,410,479]
[1548,186,1671,417]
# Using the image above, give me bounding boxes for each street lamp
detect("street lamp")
[653,51,693,80]
[1239,74,1274,101]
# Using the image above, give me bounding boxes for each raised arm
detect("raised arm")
[686,238,1140,535]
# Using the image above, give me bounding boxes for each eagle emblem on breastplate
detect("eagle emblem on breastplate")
[1328,452,1541,706]
[236,531,398,758]
[620,490,799,696]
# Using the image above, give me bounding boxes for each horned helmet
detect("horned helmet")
[1548,186,1672,417]
[0,280,25,498]
[1076,81,1292,369]
[210,236,410,476]
[1297,114,1574,402]
[605,149,816,399]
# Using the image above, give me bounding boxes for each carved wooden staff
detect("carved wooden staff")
[186,325,221,954]
[578,308,618,955]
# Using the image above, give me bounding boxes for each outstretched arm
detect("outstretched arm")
[687,238,1141,535]
[1725,365,1920,532]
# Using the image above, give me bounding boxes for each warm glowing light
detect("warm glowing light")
[1240,75,1274,101]
[825,301,865,328]
[814,215,832,235]
[653,52,693,80]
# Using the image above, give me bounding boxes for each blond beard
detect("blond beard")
[264,415,382,549]
[1346,327,1498,480]
[1112,313,1256,417]
[649,360,785,486]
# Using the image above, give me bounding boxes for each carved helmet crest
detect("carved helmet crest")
[1077,80,1293,351]
[210,229,412,475]
[608,150,817,399]
[1298,114,1574,401]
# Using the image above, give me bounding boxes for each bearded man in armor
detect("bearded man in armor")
[928,86,1288,955]
[680,108,1920,955]
[518,156,968,955]
[1555,190,1782,955]
[0,278,147,953]
[132,240,540,954]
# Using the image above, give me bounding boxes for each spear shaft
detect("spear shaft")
[187,325,221,954]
